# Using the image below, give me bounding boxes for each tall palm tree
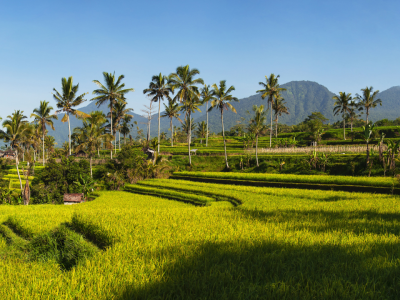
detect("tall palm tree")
[92,72,134,159]
[195,121,207,144]
[169,65,204,165]
[120,115,133,145]
[161,99,181,147]
[248,105,267,167]
[0,111,29,195]
[347,100,360,133]
[272,94,289,140]
[30,101,58,165]
[332,92,352,140]
[179,94,202,165]
[143,73,173,153]
[53,77,89,156]
[356,86,382,124]
[112,101,133,151]
[200,84,214,147]
[209,80,239,169]
[257,74,286,148]
[74,112,112,177]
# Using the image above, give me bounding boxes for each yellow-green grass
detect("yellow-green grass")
[174,171,399,188]
[1,186,400,298]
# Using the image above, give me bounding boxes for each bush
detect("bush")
[31,157,90,204]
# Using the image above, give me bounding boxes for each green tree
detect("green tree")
[209,80,238,169]
[30,101,58,165]
[195,121,208,144]
[161,99,181,147]
[53,77,89,155]
[257,74,287,148]
[356,86,382,124]
[168,65,204,166]
[143,73,173,153]
[272,94,289,140]
[0,111,29,195]
[112,101,133,151]
[120,115,133,145]
[200,84,214,147]
[332,92,352,140]
[74,112,112,177]
[248,105,267,167]
[91,72,134,159]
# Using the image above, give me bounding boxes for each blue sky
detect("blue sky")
[0,0,399,119]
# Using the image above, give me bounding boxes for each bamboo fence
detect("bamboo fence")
[246,145,387,154]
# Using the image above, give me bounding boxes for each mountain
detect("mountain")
[47,81,400,145]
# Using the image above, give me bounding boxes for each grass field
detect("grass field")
[1,179,400,298]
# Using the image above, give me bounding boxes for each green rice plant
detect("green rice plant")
[174,171,399,188]
[0,189,399,298]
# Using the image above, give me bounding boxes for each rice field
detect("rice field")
[173,171,399,188]
[1,180,400,299]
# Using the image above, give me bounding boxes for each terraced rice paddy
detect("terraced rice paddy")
[1,177,400,298]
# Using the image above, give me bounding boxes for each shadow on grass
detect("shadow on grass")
[236,208,400,236]
[117,240,400,299]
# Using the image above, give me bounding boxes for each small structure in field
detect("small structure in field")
[63,193,85,205]
[69,150,87,158]
[142,147,155,160]
[0,149,16,159]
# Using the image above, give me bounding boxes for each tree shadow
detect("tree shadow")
[116,240,400,299]
[236,208,400,236]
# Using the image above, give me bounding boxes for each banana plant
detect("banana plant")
[362,122,375,167]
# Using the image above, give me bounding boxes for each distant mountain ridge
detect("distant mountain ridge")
[48,81,400,145]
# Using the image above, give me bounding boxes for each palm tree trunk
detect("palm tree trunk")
[206,101,209,147]
[158,100,161,153]
[188,111,192,166]
[170,118,173,147]
[90,156,93,178]
[68,113,71,156]
[275,116,278,142]
[366,108,369,125]
[119,131,121,150]
[256,134,259,167]
[110,105,113,159]
[98,148,100,157]
[221,110,229,169]
[343,112,346,140]
[42,132,45,166]
[114,130,117,154]
[16,151,23,196]
[270,98,273,148]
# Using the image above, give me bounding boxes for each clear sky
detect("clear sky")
[1,0,399,119]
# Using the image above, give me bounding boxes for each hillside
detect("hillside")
[48,81,400,145]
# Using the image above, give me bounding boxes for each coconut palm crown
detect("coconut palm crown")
[53,76,89,155]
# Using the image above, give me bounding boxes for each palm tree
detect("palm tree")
[195,121,207,144]
[112,101,133,151]
[143,73,173,153]
[179,94,202,164]
[272,94,289,140]
[168,65,204,165]
[248,105,267,167]
[332,92,352,140]
[200,84,214,147]
[209,80,239,169]
[356,86,382,124]
[53,77,89,156]
[74,112,112,177]
[347,100,360,133]
[30,101,58,166]
[92,72,134,159]
[0,111,30,195]
[181,116,197,140]
[161,99,181,147]
[120,115,133,145]
[257,74,286,148]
